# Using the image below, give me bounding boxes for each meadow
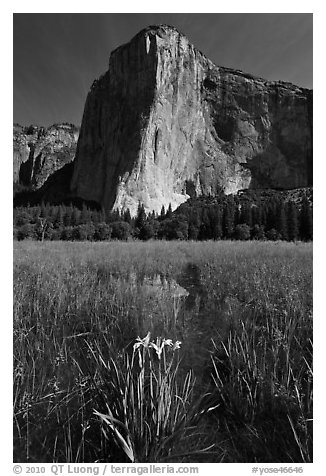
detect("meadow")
[13,240,313,463]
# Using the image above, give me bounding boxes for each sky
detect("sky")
[13,13,313,127]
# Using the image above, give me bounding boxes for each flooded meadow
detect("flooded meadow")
[13,240,313,463]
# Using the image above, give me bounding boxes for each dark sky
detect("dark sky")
[13,13,313,127]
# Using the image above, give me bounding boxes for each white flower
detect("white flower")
[149,338,164,359]
[133,332,151,351]
[163,339,173,347]
[148,337,182,359]
[172,341,182,350]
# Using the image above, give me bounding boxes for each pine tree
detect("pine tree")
[160,205,166,221]
[64,205,73,227]
[123,209,132,223]
[223,198,236,239]
[240,202,253,228]
[40,201,48,219]
[234,202,241,227]
[47,206,57,225]
[135,203,147,239]
[91,209,101,224]
[299,196,313,241]
[110,209,120,222]
[252,203,263,226]
[276,201,288,240]
[54,206,65,230]
[211,207,223,240]
[71,207,81,226]
[188,209,201,240]
[135,203,147,229]
[198,208,211,240]
[99,208,107,224]
[166,203,173,219]
[80,204,91,224]
[287,201,299,241]
[265,200,278,231]
[32,205,41,223]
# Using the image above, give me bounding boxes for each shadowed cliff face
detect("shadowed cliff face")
[14,124,79,189]
[70,24,313,215]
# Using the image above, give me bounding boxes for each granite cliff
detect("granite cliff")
[70,25,312,215]
[14,25,312,213]
[14,123,79,190]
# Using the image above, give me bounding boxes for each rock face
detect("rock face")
[14,123,79,189]
[69,25,312,215]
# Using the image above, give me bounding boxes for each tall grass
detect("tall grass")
[210,319,312,462]
[83,333,215,462]
[13,240,312,462]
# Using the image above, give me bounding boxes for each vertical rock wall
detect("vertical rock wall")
[71,25,312,215]
[14,124,79,189]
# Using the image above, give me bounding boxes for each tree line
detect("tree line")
[13,193,312,242]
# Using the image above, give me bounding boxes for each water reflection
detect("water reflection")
[116,265,243,380]
[128,271,189,300]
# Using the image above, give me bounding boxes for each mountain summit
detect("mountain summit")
[15,25,313,214]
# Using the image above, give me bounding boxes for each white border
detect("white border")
[3,3,322,475]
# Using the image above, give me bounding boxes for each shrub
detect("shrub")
[111,221,132,240]
[94,223,112,241]
[266,228,281,241]
[16,223,36,240]
[158,218,188,240]
[234,224,251,240]
[137,221,157,240]
[60,226,74,241]
[72,224,95,241]
[251,224,266,240]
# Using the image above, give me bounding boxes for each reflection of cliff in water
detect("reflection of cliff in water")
[122,266,212,379]
[175,264,216,377]
[103,267,243,380]
[129,272,189,300]
[175,263,243,379]
[177,263,206,307]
